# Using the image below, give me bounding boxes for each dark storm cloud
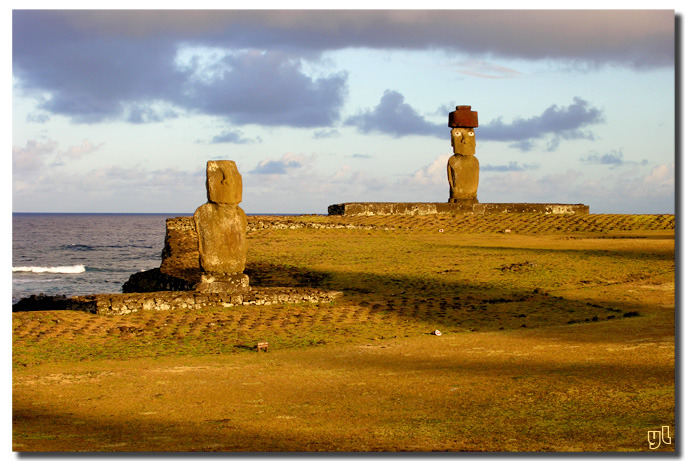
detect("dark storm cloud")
[181,51,348,127]
[344,90,443,137]
[21,10,672,67]
[12,10,672,127]
[12,11,348,127]
[13,31,182,123]
[477,97,605,151]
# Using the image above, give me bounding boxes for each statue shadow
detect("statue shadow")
[244,260,644,334]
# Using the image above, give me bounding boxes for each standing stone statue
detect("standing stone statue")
[194,160,249,293]
[447,105,479,203]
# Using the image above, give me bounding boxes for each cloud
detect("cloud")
[581,149,649,168]
[326,166,390,193]
[15,10,672,68]
[236,157,677,214]
[478,97,605,151]
[14,10,670,129]
[568,163,675,213]
[177,49,348,127]
[125,103,179,124]
[208,129,261,144]
[478,163,674,214]
[481,161,540,172]
[12,138,103,172]
[26,112,50,123]
[12,139,59,172]
[400,154,450,187]
[347,92,605,150]
[480,168,585,203]
[243,157,393,213]
[64,139,103,158]
[13,19,184,124]
[13,13,348,127]
[643,163,675,190]
[249,153,312,175]
[12,163,207,213]
[345,90,443,137]
[313,129,341,139]
[452,59,524,79]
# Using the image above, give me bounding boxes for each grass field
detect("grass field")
[12,213,675,452]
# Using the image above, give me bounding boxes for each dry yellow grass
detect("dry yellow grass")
[12,213,675,452]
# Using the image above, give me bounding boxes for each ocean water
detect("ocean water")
[11,213,189,304]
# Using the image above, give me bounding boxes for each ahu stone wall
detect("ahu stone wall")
[69,287,342,316]
[78,216,343,315]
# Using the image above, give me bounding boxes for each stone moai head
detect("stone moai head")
[451,128,476,156]
[206,160,242,204]
[448,106,478,157]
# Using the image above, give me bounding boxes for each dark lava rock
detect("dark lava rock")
[13,294,71,312]
[122,268,195,293]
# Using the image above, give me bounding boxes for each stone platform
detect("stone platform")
[328,202,589,217]
[13,215,343,316]
[66,287,343,316]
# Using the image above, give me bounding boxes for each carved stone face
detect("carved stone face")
[451,127,476,156]
[206,160,242,204]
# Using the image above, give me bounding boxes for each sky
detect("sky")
[10,7,678,214]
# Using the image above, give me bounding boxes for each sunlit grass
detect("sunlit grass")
[13,215,675,452]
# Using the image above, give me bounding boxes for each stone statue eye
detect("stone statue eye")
[454,131,462,137]
[467,131,474,136]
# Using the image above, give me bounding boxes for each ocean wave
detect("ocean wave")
[60,244,95,251]
[12,265,86,274]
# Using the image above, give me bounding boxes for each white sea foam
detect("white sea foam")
[12,265,86,274]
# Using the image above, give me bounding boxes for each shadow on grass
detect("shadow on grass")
[11,261,661,349]
[245,261,646,334]
[438,243,675,263]
[12,348,675,452]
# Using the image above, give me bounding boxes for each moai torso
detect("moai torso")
[447,106,479,203]
[194,202,247,273]
[447,151,479,201]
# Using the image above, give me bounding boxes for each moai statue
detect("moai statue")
[447,105,479,203]
[194,160,249,293]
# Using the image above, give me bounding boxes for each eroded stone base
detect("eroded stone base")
[328,202,589,216]
[196,273,250,294]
